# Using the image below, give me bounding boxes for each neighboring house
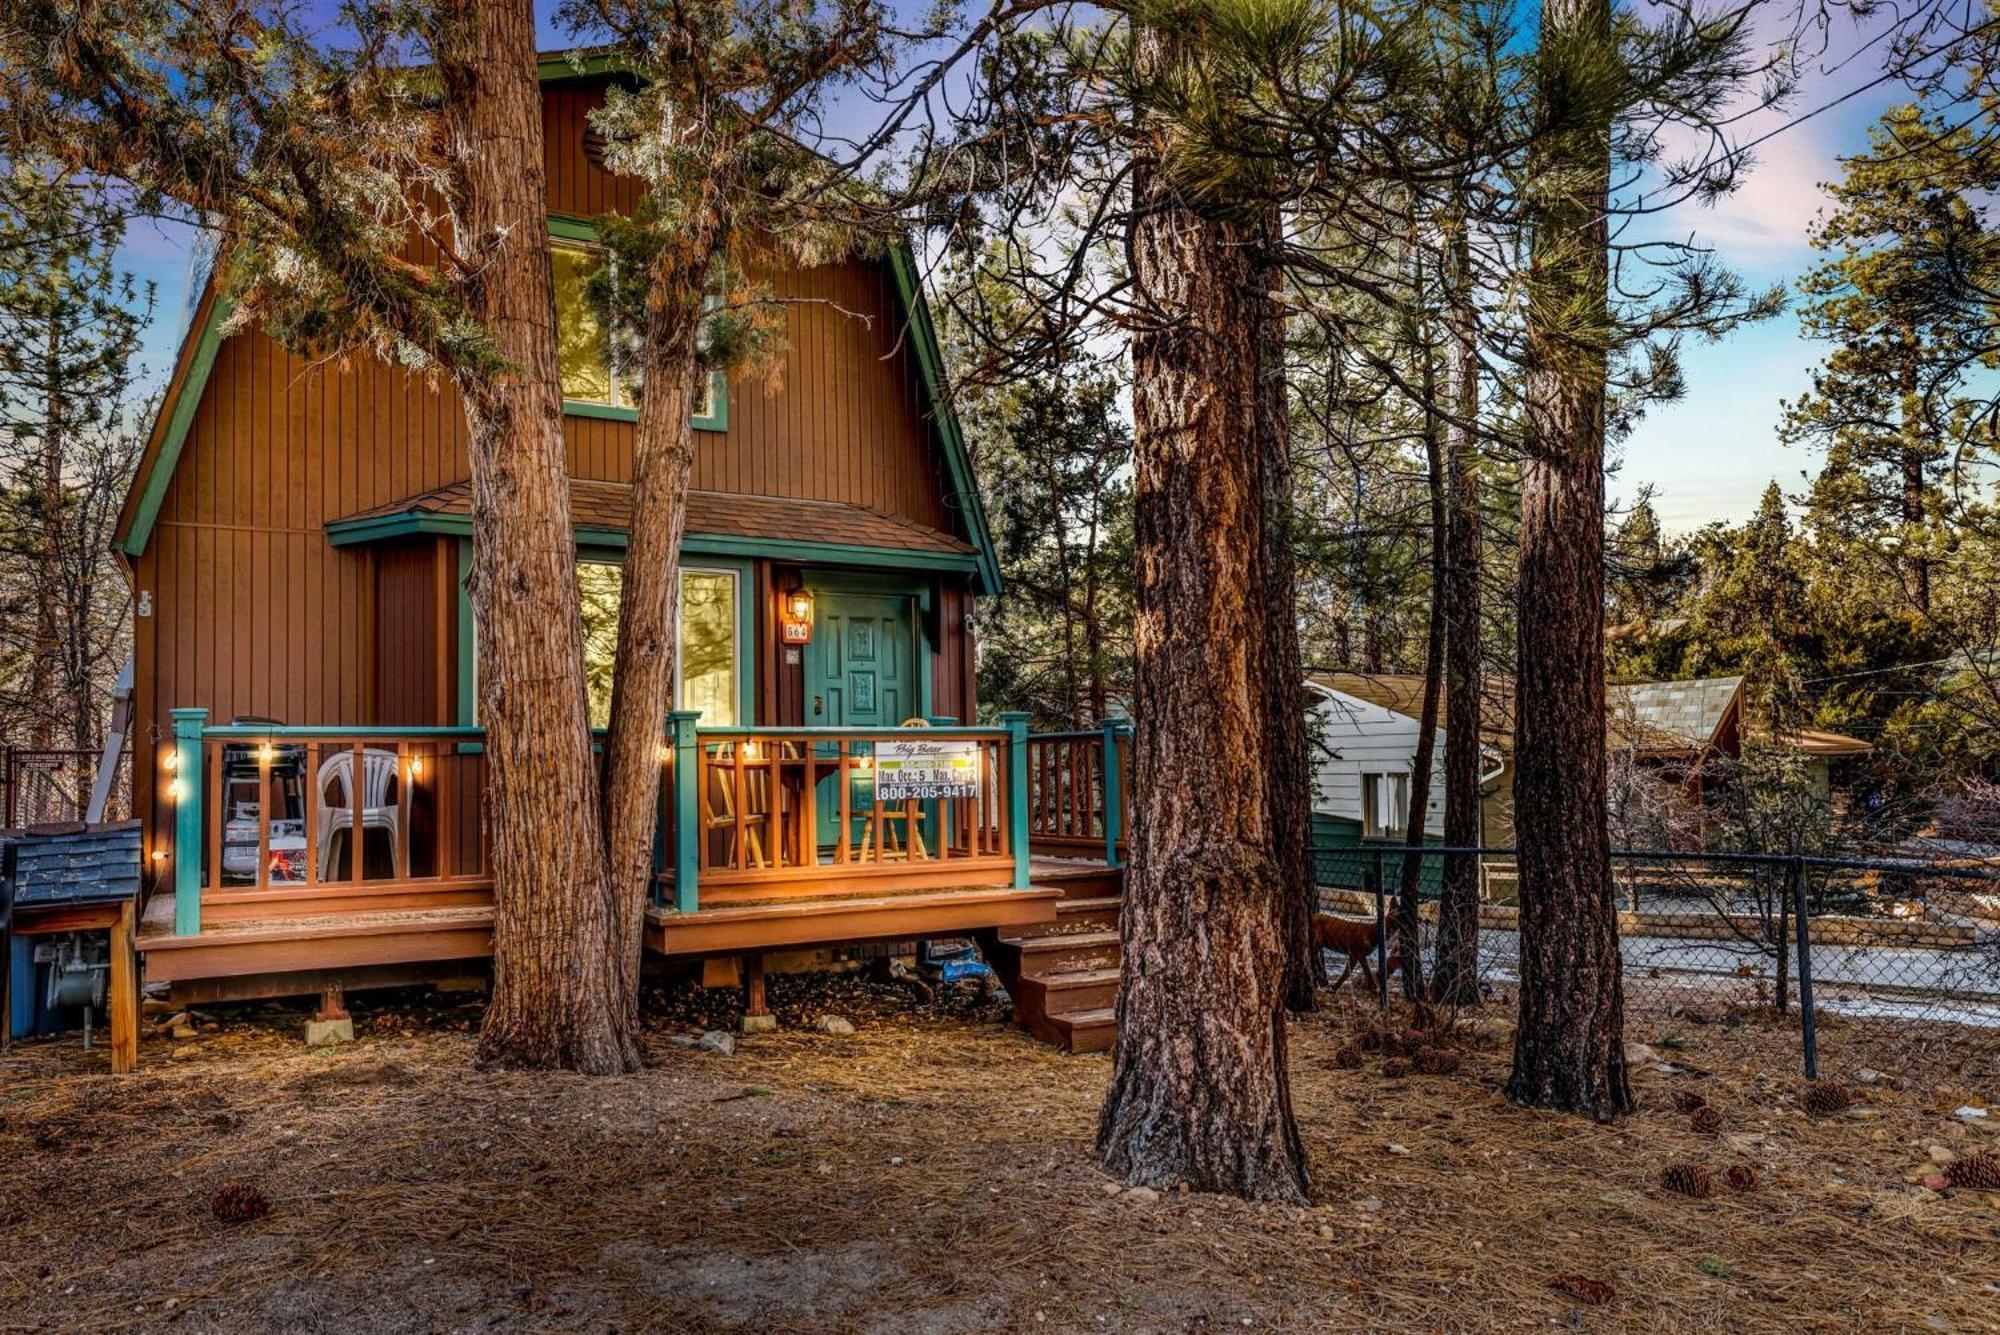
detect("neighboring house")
[110,58,1108,1016]
[1308,671,1870,862]
[1306,673,1515,853]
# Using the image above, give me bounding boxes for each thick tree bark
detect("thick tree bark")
[1506,0,1633,1119]
[440,0,634,1074]
[603,318,703,1039]
[1255,212,1323,1015]
[1432,226,1484,1008]
[1097,63,1308,1200]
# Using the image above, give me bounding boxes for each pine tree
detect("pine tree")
[4,0,634,1072]
[1782,104,2000,616]
[0,160,148,753]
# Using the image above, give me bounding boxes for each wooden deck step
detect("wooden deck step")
[1047,1006,1116,1054]
[138,904,496,985]
[1000,928,1120,975]
[1014,966,1121,1046]
[1053,896,1121,930]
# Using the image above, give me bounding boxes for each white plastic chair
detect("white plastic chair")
[316,748,402,880]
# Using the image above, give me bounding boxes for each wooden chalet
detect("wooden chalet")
[111,59,1131,1040]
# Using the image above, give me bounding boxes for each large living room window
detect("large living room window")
[576,561,741,729]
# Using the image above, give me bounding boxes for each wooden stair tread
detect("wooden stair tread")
[1057,896,1121,912]
[1024,965,1121,988]
[1002,928,1120,950]
[1052,1006,1115,1025]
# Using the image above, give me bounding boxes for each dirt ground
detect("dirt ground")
[2,973,1996,1334]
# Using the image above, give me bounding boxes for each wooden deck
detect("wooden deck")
[134,860,1120,1000]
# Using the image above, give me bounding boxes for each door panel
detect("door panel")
[806,592,915,847]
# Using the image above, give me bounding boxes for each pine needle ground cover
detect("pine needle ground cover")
[1,978,1994,1332]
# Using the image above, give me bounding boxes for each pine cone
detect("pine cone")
[1333,1044,1365,1070]
[1548,1275,1616,1307]
[1689,1105,1723,1136]
[1802,1083,1853,1117]
[1659,1163,1714,1199]
[1671,1090,1707,1114]
[1380,1058,1412,1079]
[1411,1046,1460,1076]
[1358,1029,1387,1053]
[208,1181,270,1224]
[1725,1163,1759,1192]
[1946,1152,2000,1191]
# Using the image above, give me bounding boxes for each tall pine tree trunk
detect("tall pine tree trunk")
[1097,38,1307,1199]
[1397,355,1444,1001]
[443,0,634,1074]
[1505,0,1633,1119]
[602,312,704,1040]
[1256,211,1323,1014]
[1432,224,1484,1007]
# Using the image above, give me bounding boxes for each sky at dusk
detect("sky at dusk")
[103,3,1919,537]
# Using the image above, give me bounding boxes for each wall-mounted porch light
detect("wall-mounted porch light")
[781,589,815,645]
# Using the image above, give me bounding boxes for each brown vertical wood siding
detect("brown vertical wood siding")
[128,77,976,858]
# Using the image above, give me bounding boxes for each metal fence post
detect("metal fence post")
[1789,854,1818,1080]
[1371,847,1388,1012]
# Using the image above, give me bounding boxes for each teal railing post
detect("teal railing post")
[1099,715,1128,868]
[1000,712,1032,889]
[669,710,701,912]
[171,707,207,935]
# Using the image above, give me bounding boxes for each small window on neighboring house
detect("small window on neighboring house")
[1361,772,1409,841]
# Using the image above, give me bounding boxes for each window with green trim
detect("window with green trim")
[551,239,721,422]
[576,560,741,729]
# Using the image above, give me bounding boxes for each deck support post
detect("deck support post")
[669,710,701,913]
[108,900,137,1074]
[740,951,775,1032]
[170,707,207,936]
[1100,716,1128,868]
[1001,712,1032,889]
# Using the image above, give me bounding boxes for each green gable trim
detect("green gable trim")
[886,244,1001,598]
[538,50,626,84]
[118,293,233,557]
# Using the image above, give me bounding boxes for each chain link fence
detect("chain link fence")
[1311,843,2000,1079]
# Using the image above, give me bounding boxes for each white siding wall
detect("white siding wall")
[1307,685,1447,837]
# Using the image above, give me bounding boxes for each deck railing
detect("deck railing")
[1025,719,1130,866]
[661,716,1030,910]
[162,709,1034,933]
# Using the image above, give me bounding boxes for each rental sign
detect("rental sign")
[875,738,981,802]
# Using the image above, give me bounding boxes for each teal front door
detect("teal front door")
[806,591,917,847]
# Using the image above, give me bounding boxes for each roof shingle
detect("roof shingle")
[333,479,975,556]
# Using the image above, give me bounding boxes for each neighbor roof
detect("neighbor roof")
[1607,676,1744,758]
[1309,673,1517,750]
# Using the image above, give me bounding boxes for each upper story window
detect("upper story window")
[553,240,624,407]
[551,238,720,423]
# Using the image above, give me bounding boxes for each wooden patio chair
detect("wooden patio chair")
[704,743,776,869]
[858,719,930,862]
